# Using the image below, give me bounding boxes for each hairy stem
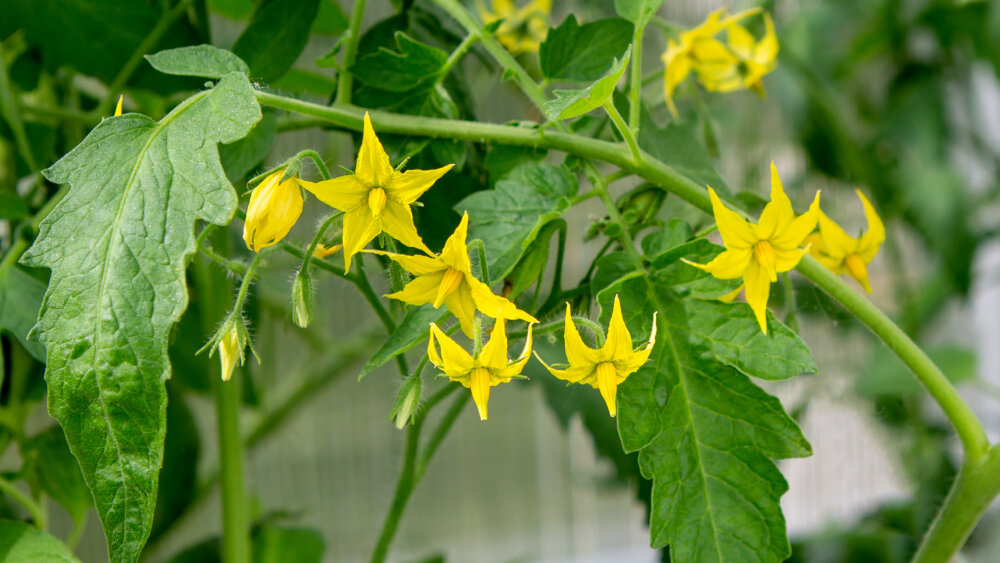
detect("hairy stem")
[334,0,367,106]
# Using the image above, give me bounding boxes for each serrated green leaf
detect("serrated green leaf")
[614,0,667,26]
[457,162,577,280]
[146,45,250,79]
[352,32,448,92]
[232,0,320,82]
[0,266,46,361]
[592,249,812,562]
[540,16,634,82]
[20,73,260,563]
[638,111,729,193]
[27,425,92,522]
[0,520,81,562]
[359,304,448,379]
[543,45,631,120]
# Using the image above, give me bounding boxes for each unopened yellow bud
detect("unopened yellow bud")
[218,324,242,381]
[368,187,387,217]
[243,171,304,252]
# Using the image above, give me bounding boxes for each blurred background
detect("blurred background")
[2,0,1000,561]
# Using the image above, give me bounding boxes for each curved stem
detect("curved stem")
[603,101,642,164]
[0,476,46,530]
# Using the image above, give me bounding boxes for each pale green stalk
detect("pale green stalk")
[334,0,368,105]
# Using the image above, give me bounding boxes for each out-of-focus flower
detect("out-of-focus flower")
[300,113,451,271]
[478,0,551,55]
[428,317,533,420]
[683,163,820,333]
[537,297,656,417]
[806,190,885,293]
[243,170,304,252]
[370,213,537,338]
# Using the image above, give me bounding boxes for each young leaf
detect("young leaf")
[614,0,667,27]
[145,45,250,79]
[593,250,813,562]
[540,15,634,82]
[351,32,448,92]
[457,162,578,280]
[543,45,632,120]
[20,73,261,563]
[358,305,449,379]
[0,520,82,563]
[232,0,321,82]
[637,109,730,193]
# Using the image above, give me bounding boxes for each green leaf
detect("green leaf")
[0,520,81,562]
[507,219,565,297]
[26,425,92,522]
[0,192,29,220]
[311,0,348,35]
[457,162,578,280]
[20,74,260,563]
[614,0,667,26]
[358,304,448,379]
[0,266,46,361]
[540,16,634,82]
[856,345,976,398]
[593,249,812,562]
[352,32,448,92]
[232,0,321,82]
[254,526,325,563]
[638,112,729,193]
[220,112,278,183]
[543,45,632,120]
[149,385,200,543]
[146,45,250,79]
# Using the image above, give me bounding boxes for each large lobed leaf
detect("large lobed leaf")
[540,15,634,82]
[592,226,814,562]
[21,73,260,562]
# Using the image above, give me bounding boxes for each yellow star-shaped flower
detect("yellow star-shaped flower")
[428,317,533,420]
[806,190,885,293]
[683,163,820,334]
[243,170,304,252]
[478,0,551,55]
[725,12,778,95]
[537,296,656,417]
[370,212,537,338]
[299,112,452,271]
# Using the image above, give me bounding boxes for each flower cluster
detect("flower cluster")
[685,163,885,333]
[478,0,551,55]
[236,112,655,420]
[662,7,778,117]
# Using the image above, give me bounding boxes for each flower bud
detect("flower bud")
[291,272,314,329]
[218,322,244,382]
[243,170,304,252]
[388,374,422,429]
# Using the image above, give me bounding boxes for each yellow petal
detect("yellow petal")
[602,295,634,361]
[774,246,806,273]
[692,247,753,279]
[563,303,598,367]
[439,212,472,273]
[242,172,303,252]
[663,41,692,118]
[727,23,755,59]
[478,317,509,370]
[385,271,447,306]
[753,240,778,283]
[744,260,772,334]
[428,322,475,373]
[537,353,595,385]
[434,268,465,308]
[816,210,855,258]
[388,165,454,205]
[709,187,757,249]
[444,281,478,338]
[756,162,795,239]
[114,95,124,116]
[855,190,885,263]
[341,207,381,272]
[718,284,744,303]
[612,311,657,375]
[595,362,619,417]
[755,13,779,65]
[299,176,369,212]
[500,323,533,378]
[469,367,492,420]
[770,190,821,250]
[466,275,538,323]
[356,112,394,187]
[366,250,446,276]
[845,254,873,293]
[381,200,433,255]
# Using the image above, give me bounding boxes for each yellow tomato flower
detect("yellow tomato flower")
[370,212,537,338]
[805,190,885,293]
[299,113,452,271]
[537,297,656,417]
[478,0,551,55]
[428,317,533,420]
[661,7,758,117]
[724,12,778,95]
[243,170,304,252]
[683,163,820,334]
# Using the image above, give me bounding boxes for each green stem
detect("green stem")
[334,0,367,105]
[369,416,420,563]
[628,23,646,133]
[97,0,196,116]
[292,149,332,181]
[603,101,642,164]
[213,361,250,563]
[415,391,468,480]
[911,446,1000,563]
[468,239,491,286]
[0,41,41,182]
[781,272,799,333]
[439,33,480,80]
[0,476,46,530]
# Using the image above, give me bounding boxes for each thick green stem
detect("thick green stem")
[213,366,250,563]
[628,24,646,133]
[781,272,799,333]
[911,446,1000,563]
[334,0,367,106]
